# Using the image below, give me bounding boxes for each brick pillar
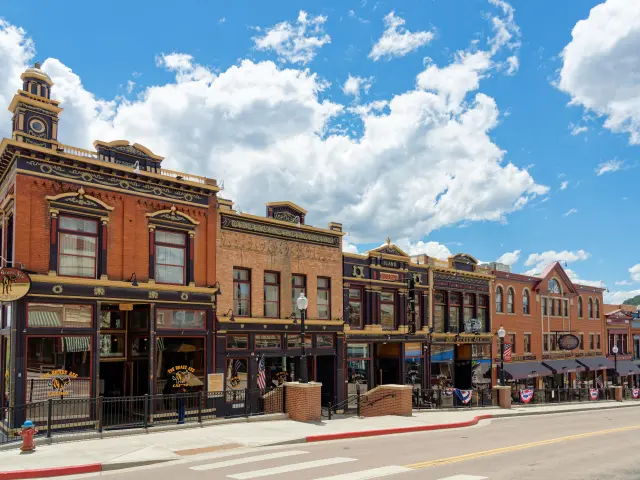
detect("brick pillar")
[614,385,623,402]
[495,385,511,409]
[284,382,322,422]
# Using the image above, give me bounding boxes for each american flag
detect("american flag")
[233,359,244,376]
[596,375,604,389]
[504,343,512,362]
[257,357,266,390]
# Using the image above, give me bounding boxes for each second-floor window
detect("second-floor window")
[542,297,547,316]
[507,288,514,314]
[58,215,98,278]
[317,277,330,319]
[588,298,593,318]
[595,299,600,319]
[563,300,569,317]
[524,333,531,353]
[155,230,186,284]
[233,268,251,317]
[380,291,395,330]
[433,290,446,333]
[508,333,516,354]
[348,287,363,328]
[578,297,583,317]
[264,272,279,318]
[523,290,530,314]
[590,334,594,350]
[292,274,306,317]
[495,287,503,313]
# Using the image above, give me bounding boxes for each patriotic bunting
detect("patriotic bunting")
[589,388,599,400]
[519,389,534,403]
[632,389,639,399]
[453,388,473,404]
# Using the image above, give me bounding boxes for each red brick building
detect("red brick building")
[486,262,607,392]
[1,64,220,415]
[603,304,640,387]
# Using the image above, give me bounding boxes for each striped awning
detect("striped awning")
[28,311,62,327]
[64,336,90,352]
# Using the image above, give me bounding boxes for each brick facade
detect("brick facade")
[284,382,322,422]
[359,385,412,417]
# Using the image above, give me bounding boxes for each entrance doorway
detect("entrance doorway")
[454,344,472,390]
[375,343,401,386]
[316,356,335,405]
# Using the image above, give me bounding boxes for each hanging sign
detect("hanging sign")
[520,389,534,403]
[633,389,639,399]
[0,268,31,302]
[41,370,78,397]
[558,334,580,351]
[167,365,196,388]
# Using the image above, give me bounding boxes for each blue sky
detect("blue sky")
[0,0,639,301]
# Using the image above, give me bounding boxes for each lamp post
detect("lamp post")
[297,292,309,383]
[612,344,619,386]
[497,326,506,386]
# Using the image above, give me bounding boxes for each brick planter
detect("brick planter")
[284,382,322,422]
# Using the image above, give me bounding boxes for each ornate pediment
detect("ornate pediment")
[46,188,114,218]
[93,140,164,166]
[266,201,307,225]
[113,144,152,159]
[370,238,409,258]
[146,205,199,230]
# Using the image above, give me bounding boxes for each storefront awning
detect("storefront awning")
[503,361,553,380]
[542,360,585,374]
[615,360,640,377]
[28,311,61,327]
[576,356,614,371]
[64,337,90,353]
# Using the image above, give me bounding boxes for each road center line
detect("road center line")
[407,424,640,469]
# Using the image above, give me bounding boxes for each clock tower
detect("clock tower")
[8,62,63,149]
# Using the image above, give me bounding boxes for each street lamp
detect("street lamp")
[497,326,506,386]
[612,344,619,386]
[296,292,309,384]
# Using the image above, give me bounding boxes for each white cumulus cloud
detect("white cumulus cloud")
[253,10,330,65]
[596,159,624,175]
[630,263,640,282]
[605,289,640,305]
[523,250,590,275]
[0,3,546,245]
[496,249,520,266]
[369,11,435,61]
[557,0,640,144]
[342,74,374,101]
[394,238,452,261]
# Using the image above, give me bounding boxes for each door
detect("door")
[316,356,335,405]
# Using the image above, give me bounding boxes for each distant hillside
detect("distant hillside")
[623,295,640,306]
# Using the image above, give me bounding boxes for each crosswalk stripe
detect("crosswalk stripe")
[190,450,308,471]
[227,457,357,479]
[436,476,489,480]
[313,465,414,479]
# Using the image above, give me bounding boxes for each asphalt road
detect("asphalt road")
[60,408,640,480]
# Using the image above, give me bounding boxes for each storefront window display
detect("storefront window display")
[255,335,281,349]
[226,358,248,390]
[27,303,92,328]
[316,335,334,348]
[347,344,370,395]
[156,337,205,394]
[404,343,423,386]
[26,336,92,401]
[471,344,492,389]
[287,334,312,349]
[430,345,454,389]
[227,334,249,350]
[156,309,205,329]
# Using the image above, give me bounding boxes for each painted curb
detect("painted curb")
[305,414,494,442]
[0,463,102,479]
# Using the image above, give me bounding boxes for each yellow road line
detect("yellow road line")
[407,424,640,469]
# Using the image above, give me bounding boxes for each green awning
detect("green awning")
[28,311,62,327]
[64,337,90,352]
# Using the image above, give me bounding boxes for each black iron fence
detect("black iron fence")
[511,387,620,405]
[0,387,284,446]
[412,388,496,410]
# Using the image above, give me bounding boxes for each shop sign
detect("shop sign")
[167,365,195,388]
[380,272,399,282]
[0,268,31,302]
[207,373,224,392]
[41,370,78,397]
[119,303,134,311]
[463,318,482,334]
[437,334,492,344]
[558,334,580,351]
[381,260,398,268]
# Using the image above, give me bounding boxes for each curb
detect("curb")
[305,414,494,443]
[498,402,640,419]
[0,458,171,479]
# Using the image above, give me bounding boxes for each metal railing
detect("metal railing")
[0,387,284,446]
[413,388,495,409]
[512,387,621,405]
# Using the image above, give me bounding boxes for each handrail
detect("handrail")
[57,143,99,159]
[159,168,209,185]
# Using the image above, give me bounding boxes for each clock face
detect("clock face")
[29,119,46,134]
[548,279,561,294]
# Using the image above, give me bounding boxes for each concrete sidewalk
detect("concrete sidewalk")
[1,400,639,478]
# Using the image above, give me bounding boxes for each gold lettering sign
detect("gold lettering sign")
[119,303,134,311]
[438,335,492,344]
[0,268,31,302]
[380,272,400,282]
[168,365,197,388]
[41,369,78,397]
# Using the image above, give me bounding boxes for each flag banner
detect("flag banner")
[504,343,513,362]
[633,389,639,399]
[257,356,266,390]
[596,375,604,389]
[589,388,599,400]
[520,389,534,403]
[454,388,473,404]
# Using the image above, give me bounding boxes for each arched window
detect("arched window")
[496,286,504,313]
[588,298,594,318]
[595,299,600,319]
[578,297,583,317]
[523,290,530,314]
[507,287,515,314]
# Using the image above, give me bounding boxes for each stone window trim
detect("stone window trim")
[46,188,114,280]
[147,205,198,286]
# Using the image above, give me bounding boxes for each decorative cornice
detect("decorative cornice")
[220,212,341,248]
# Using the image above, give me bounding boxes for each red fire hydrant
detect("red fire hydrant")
[19,420,38,452]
